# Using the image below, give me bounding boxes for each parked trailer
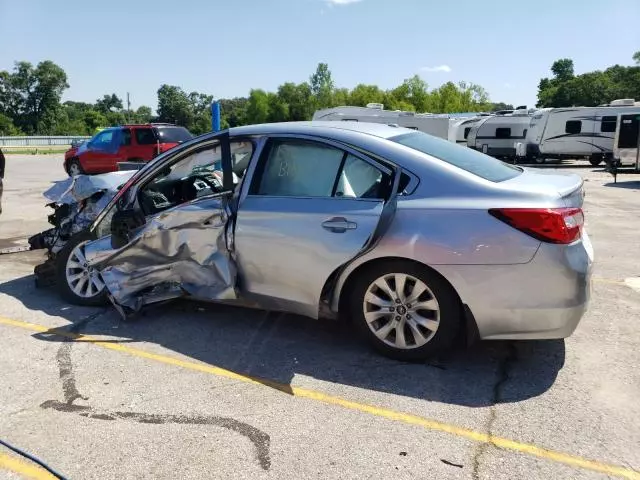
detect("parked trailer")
[312,104,451,139]
[448,116,484,145]
[606,111,640,182]
[466,110,531,159]
[515,99,640,165]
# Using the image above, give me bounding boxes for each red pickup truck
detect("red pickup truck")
[64,123,193,175]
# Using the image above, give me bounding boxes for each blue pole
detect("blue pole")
[211,101,221,132]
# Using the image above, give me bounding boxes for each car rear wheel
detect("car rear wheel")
[350,260,461,361]
[589,157,603,166]
[67,159,84,177]
[56,230,108,306]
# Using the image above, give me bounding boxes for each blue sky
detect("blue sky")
[1,0,638,112]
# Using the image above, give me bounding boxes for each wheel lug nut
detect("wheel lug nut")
[395,299,401,304]
[395,316,401,321]
[389,307,395,312]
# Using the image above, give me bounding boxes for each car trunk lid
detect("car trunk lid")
[501,167,584,208]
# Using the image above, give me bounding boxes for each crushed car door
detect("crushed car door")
[234,136,399,319]
[91,133,239,311]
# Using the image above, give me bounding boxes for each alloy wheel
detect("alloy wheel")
[65,241,105,298]
[362,273,440,349]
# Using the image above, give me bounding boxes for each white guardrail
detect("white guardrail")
[0,136,91,147]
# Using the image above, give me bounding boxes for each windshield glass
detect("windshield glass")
[390,131,522,182]
[155,126,193,144]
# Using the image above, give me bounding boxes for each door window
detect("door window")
[91,129,115,151]
[253,140,388,199]
[139,141,253,215]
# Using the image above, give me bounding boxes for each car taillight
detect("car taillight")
[489,208,584,244]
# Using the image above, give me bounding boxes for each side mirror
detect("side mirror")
[110,209,145,249]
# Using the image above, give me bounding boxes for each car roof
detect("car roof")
[230,121,412,139]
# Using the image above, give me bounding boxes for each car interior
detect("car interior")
[138,142,253,216]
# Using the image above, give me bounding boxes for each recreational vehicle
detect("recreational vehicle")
[466,110,532,159]
[448,116,484,145]
[611,110,640,170]
[312,104,450,139]
[515,99,640,165]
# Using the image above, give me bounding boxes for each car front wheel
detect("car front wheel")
[56,230,109,306]
[350,261,461,361]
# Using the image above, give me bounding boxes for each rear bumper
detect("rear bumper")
[434,233,593,340]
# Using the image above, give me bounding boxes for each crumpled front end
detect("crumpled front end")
[86,196,237,313]
[29,171,136,254]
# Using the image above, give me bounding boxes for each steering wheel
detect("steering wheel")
[180,174,223,201]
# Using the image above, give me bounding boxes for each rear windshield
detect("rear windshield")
[390,131,522,182]
[155,126,193,144]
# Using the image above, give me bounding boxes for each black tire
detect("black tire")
[67,158,84,176]
[349,260,461,361]
[534,156,545,164]
[56,229,109,306]
[589,157,603,166]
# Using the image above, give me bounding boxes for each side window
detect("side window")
[565,120,582,134]
[463,127,471,139]
[135,128,157,145]
[495,128,511,139]
[256,141,344,197]
[336,155,385,199]
[121,129,132,146]
[139,141,253,215]
[601,116,617,133]
[254,140,388,199]
[91,130,114,150]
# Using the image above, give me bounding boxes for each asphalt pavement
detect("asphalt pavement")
[0,155,639,480]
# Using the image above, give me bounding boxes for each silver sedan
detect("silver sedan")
[54,122,593,360]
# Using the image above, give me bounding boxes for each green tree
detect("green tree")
[133,105,153,123]
[348,84,385,107]
[95,93,123,113]
[276,82,313,120]
[246,89,270,123]
[0,113,22,135]
[551,58,575,81]
[219,97,248,127]
[633,51,640,65]
[309,63,335,109]
[157,84,194,127]
[267,92,289,122]
[83,110,108,132]
[0,60,69,133]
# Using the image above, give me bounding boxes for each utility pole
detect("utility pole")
[126,92,131,122]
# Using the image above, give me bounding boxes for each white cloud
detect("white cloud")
[325,0,362,5]
[420,65,452,73]
[504,82,514,89]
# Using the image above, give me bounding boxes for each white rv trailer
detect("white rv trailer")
[312,104,451,140]
[448,116,485,145]
[515,99,640,165]
[611,110,640,169]
[466,110,532,159]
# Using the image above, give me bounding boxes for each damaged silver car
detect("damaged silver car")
[54,122,593,360]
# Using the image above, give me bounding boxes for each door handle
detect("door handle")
[321,217,357,233]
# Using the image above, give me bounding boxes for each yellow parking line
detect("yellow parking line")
[1,316,639,480]
[0,453,57,480]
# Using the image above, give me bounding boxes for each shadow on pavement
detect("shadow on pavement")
[0,273,566,408]
[604,180,640,190]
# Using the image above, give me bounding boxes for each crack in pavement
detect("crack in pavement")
[471,343,518,480]
[41,310,272,471]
